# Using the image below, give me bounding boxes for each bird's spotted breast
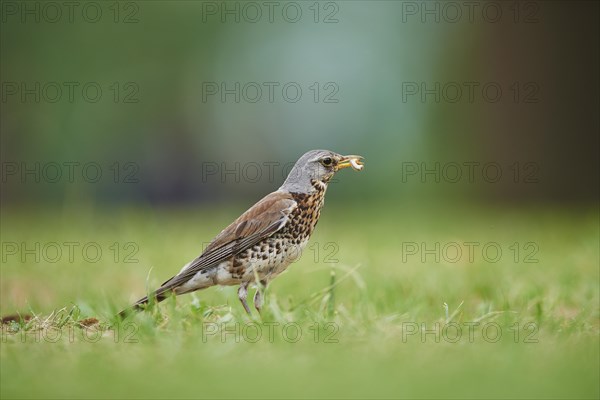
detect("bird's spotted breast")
[226,184,327,282]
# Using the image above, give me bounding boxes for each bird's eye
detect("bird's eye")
[321,157,333,167]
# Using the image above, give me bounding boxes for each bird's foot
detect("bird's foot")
[238,282,251,315]
[253,280,268,314]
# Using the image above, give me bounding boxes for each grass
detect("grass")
[1,201,598,399]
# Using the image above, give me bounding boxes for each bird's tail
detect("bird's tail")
[117,291,169,319]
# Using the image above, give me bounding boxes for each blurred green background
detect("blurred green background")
[1,1,598,399]
[1,1,598,206]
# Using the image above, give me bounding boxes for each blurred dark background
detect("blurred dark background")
[1,1,598,208]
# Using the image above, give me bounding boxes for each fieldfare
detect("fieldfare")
[119,150,364,317]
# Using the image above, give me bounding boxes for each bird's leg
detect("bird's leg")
[238,282,251,315]
[253,279,268,313]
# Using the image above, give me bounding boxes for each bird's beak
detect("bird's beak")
[336,155,364,171]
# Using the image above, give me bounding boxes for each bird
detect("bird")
[118,150,364,317]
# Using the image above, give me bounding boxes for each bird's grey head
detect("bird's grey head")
[279,149,364,194]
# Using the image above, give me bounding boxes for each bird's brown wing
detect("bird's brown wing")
[152,191,297,296]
